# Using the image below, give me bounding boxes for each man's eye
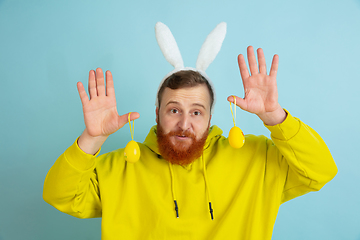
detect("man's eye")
[193,111,201,116]
[170,109,178,114]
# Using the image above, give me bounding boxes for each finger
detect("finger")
[269,54,279,78]
[105,70,115,97]
[117,112,141,129]
[257,48,267,74]
[237,54,250,81]
[77,82,89,106]
[227,95,247,111]
[227,95,237,104]
[88,70,97,99]
[96,68,106,97]
[247,46,258,75]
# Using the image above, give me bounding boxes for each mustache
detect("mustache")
[167,130,196,139]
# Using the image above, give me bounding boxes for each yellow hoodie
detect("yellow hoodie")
[43,111,337,240]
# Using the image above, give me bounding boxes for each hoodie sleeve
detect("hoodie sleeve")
[43,139,102,218]
[265,110,338,203]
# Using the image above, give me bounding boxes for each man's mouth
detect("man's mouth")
[174,135,191,140]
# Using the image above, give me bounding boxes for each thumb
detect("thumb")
[117,112,140,130]
[227,95,247,111]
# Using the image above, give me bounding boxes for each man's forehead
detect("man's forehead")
[162,86,211,110]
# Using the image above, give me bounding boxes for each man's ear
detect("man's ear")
[155,107,159,123]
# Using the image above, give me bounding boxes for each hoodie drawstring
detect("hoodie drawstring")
[202,155,214,220]
[168,162,179,218]
[168,157,214,220]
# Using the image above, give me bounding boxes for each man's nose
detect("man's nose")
[178,114,191,131]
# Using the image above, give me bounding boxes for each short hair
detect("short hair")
[157,70,214,111]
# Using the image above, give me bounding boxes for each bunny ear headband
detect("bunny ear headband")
[155,22,227,113]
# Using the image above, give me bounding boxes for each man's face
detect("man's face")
[156,84,212,147]
[156,84,212,164]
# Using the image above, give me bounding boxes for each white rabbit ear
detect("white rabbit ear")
[196,22,227,71]
[155,22,184,69]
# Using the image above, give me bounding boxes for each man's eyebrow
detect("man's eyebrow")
[166,101,207,110]
[192,103,207,110]
[166,101,180,106]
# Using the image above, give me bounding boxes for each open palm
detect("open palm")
[228,46,286,126]
[77,68,139,137]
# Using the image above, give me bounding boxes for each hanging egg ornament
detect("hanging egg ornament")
[124,112,140,163]
[228,96,245,149]
[228,126,245,148]
[124,140,140,163]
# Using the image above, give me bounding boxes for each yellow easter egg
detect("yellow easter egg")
[124,140,140,163]
[228,126,245,148]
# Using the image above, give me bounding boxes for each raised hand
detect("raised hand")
[228,46,286,126]
[77,68,139,154]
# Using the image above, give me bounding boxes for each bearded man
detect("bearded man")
[43,40,337,239]
[156,70,212,166]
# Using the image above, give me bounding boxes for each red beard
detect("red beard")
[157,123,209,166]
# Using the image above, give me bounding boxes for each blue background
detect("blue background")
[1,0,359,239]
